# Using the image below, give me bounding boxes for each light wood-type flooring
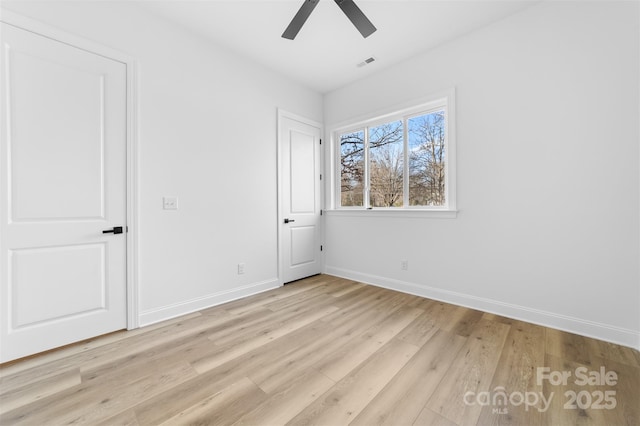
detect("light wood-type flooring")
[1,275,639,425]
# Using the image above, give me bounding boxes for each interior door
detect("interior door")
[0,23,127,362]
[279,113,322,284]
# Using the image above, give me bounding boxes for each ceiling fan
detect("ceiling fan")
[282,0,377,40]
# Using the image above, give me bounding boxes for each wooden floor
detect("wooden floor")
[1,275,638,426]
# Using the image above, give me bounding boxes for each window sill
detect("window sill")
[325,209,458,219]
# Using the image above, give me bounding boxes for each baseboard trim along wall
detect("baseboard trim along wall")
[325,266,640,351]
[139,278,280,327]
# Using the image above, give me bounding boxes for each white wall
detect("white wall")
[1,1,323,325]
[323,1,640,349]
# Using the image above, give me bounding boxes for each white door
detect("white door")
[0,23,127,362]
[279,113,322,283]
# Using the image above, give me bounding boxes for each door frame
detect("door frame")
[0,10,140,329]
[276,109,324,285]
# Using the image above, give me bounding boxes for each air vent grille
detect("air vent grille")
[357,56,376,68]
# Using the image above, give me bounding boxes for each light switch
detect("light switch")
[163,196,178,210]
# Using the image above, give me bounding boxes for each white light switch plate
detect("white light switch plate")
[163,196,178,210]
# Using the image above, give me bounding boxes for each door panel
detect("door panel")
[11,243,106,328]
[10,47,106,221]
[290,226,316,266]
[0,23,127,362]
[290,130,316,214]
[279,114,321,283]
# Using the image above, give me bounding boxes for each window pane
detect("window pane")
[408,111,446,206]
[340,130,365,207]
[369,120,404,207]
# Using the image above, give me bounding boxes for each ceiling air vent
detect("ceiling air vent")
[357,56,376,68]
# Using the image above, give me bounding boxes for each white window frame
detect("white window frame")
[329,89,457,218]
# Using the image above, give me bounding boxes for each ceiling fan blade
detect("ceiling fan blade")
[334,0,377,38]
[282,0,320,40]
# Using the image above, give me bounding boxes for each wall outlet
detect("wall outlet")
[237,263,245,275]
[163,196,178,210]
[401,260,408,271]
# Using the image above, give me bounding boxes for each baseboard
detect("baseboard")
[325,266,640,351]
[138,278,280,327]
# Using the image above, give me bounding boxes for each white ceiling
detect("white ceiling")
[137,0,538,93]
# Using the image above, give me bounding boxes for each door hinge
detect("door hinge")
[320,139,322,145]
[320,209,323,216]
[320,174,322,180]
[320,245,323,252]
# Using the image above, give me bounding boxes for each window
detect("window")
[334,92,455,212]
[339,130,365,207]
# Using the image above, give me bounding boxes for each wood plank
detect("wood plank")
[0,311,213,392]
[191,304,339,374]
[351,330,466,426]
[426,319,511,425]
[95,408,140,426]
[540,354,609,426]
[210,294,336,347]
[550,354,640,426]
[595,357,640,425]
[586,338,640,368]
[545,328,594,368]
[249,299,415,393]
[421,300,467,332]
[396,309,439,347]
[476,319,546,426]
[235,369,335,425]
[633,348,640,367]
[158,377,266,426]
[0,312,202,377]
[316,306,423,381]
[223,278,327,315]
[263,284,334,311]
[131,362,250,425]
[132,317,335,424]
[287,338,420,425]
[0,367,81,414]
[449,308,485,337]
[0,313,210,393]
[1,360,198,425]
[326,281,366,298]
[413,407,458,426]
[481,312,516,325]
[404,295,436,310]
[320,285,390,323]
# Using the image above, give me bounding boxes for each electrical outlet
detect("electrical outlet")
[237,263,245,275]
[401,260,408,271]
[163,196,178,210]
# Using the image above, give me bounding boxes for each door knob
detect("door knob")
[103,226,124,234]
[284,218,296,224]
